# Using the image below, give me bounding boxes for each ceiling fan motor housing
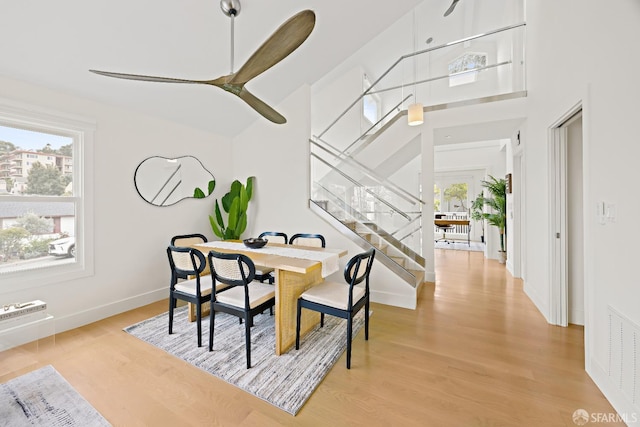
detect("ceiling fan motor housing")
[221,0,241,17]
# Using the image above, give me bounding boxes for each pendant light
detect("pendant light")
[408,103,424,126]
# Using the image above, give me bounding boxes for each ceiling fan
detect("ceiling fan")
[89,1,316,124]
[444,0,460,17]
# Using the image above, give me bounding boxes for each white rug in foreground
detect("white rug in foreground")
[124,306,364,415]
[0,365,111,426]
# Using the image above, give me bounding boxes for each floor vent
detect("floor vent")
[608,306,640,408]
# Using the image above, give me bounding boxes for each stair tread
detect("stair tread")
[310,200,424,288]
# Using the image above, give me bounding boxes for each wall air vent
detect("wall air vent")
[608,306,640,409]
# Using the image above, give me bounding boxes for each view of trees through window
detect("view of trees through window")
[434,182,469,213]
[0,124,76,273]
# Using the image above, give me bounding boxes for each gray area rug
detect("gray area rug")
[124,305,364,415]
[0,365,111,427]
[435,240,485,252]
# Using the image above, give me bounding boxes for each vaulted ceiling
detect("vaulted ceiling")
[1,1,523,139]
[1,0,436,137]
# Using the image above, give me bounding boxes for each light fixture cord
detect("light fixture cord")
[230,13,235,73]
[412,10,417,102]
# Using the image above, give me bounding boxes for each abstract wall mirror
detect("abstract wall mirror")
[134,155,215,206]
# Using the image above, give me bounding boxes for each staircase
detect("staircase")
[310,196,424,287]
[309,22,527,290]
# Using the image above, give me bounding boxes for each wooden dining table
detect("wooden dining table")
[191,241,347,355]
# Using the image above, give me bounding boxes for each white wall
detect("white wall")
[526,1,640,421]
[232,85,418,309]
[0,75,233,333]
[311,66,365,148]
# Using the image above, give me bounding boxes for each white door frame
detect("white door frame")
[548,102,582,327]
[511,151,524,279]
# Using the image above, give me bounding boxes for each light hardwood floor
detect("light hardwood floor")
[1,249,622,426]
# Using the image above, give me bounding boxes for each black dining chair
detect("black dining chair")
[253,232,289,284]
[258,231,288,245]
[170,233,208,247]
[207,250,276,369]
[167,245,228,347]
[290,233,326,248]
[295,248,375,369]
[170,234,208,280]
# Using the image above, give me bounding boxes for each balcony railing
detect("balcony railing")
[314,23,526,151]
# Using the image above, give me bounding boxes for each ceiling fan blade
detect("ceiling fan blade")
[237,88,286,124]
[230,9,315,85]
[91,69,284,123]
[444,0,459,17]
[89,69,204,85]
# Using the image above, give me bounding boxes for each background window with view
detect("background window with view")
[0,125,77,274]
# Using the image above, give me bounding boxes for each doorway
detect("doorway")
[549,105,584,327]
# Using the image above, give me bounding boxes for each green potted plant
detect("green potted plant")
[480,175,507,263]
[470,192,485,243]
[209,176,255,240]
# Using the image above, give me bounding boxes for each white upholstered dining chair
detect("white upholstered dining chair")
[207,250,276,369]
[295,248,375,369]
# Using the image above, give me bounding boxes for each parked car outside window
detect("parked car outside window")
[48,236,75,258]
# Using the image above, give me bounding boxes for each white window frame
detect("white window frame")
[0,98,94,291]
[448,52,488,87]
[434,173,474,213]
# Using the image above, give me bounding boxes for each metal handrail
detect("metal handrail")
[394,225,422,243]
[313,185,423,256]
[340,95,413,154]
[311,138,423,206]
[311,153,413,221]
[313,183,371,223]
[369,61,512,96]
[316,22,526,139]
[390,215,422,241]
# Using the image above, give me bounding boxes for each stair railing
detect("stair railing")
[311,138,423,206]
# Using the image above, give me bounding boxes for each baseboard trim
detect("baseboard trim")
[54,288,167,334]
[523,281,551,324]
[371,289,416,310]
[587,359,640,426]
[424,271,435,283]
[569,309,585,326]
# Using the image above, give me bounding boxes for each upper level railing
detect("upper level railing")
[314,23,526,151]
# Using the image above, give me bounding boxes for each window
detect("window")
[434,180,469,213]
[362,74,381,130]
[433,183,441,212]
[448,52,487,87]
[0,98,94,290]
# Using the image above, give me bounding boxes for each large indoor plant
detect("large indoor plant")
[209,176,255,240]
[470,192,485,243]
[480,175,507,263]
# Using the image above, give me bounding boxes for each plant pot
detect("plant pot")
[497,251,506,264]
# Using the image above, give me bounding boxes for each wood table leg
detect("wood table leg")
[187,302,210,322]
[274,265,322,355]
